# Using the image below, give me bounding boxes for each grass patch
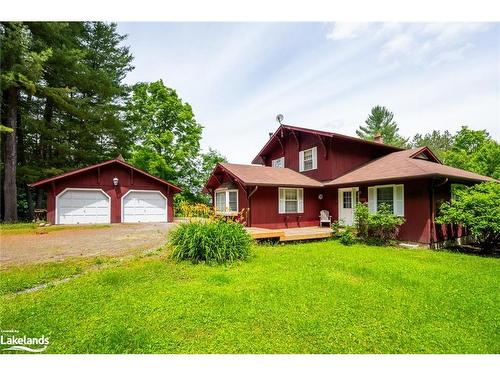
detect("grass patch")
[0,241,498,353]
[0,223,111,235]
[0,257,113,294]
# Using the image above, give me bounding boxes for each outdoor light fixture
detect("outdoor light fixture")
[318,194,324,200]
[113,177,119,186]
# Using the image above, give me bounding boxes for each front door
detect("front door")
[338,187,359,226]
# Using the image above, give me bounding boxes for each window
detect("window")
[299,147,317,172]
[214,189,238,214]
[368,184,404,216]
[279,188,304,214]
[272,157,285,168]
[343,191,352,209]
[376,186,394,211]
[303,149,313,170]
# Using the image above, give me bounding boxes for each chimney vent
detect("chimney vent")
[373,132,383,144]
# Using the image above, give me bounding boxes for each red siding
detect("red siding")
[325,179,432,244]
[44,163,176,224]
[263,131,393,181]
[249,186,324,229]
[432,181,465,242]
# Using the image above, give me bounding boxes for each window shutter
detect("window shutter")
[368,187,376,213]
[279,188,285,214]
[394,185,404,216]
[297,188,304,213]
[312,147,318,170]
[299,151,304,172]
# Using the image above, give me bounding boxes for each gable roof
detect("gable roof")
[252,123,403,164]
[205,163,323,190]
[29,158,182,192]
[324,147,494,186]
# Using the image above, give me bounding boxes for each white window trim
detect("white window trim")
[272,156,285,168]
[299,147,317,172]
[367,184,404,217]
[214,188,239,215]
[278,187,304,214]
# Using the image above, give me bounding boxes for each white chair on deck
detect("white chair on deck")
[319,210,332,227]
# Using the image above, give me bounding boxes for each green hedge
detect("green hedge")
[169,220,253,264]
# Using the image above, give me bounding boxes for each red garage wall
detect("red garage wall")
[44,163,175,224]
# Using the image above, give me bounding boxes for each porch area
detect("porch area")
[246,226,332,242]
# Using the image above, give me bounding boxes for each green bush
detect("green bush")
[436,181,500,252]
[331,219,344,238]
[339,226,356,246]
[354,202,369,238]
[169,219,253,264]
[367,203,405,244]
[354,202,405,244]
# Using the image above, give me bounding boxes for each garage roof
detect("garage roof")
[29,158,182,193]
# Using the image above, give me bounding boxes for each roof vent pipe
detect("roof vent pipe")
[374,132,383,143]
[269,132,273,138]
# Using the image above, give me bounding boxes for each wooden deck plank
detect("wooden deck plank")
[246,226,332,242]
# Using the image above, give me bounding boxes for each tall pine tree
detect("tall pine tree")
[356,106,408,147]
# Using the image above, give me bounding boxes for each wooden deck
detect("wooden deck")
[246,226,332,242]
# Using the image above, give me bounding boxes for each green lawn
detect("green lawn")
[0,241,498,353]
[0,222,110,235]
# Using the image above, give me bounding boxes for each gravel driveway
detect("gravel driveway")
[0,222,176,267]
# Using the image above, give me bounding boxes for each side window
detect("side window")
[299,147,317,172]
[272,157,285,168]
[279,188,304,214]
[368,185,404,216]
[214,190,238,214]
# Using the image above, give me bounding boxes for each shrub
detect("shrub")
[367,204,405,244]
[354,202,369,238]
[177,201,213,218]
[339,226,356,246]
[436,181,500,252]
[169,219,253,264]
[331,219,345,238]
[354,202,405,244]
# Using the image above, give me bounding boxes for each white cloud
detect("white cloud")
[326,23,371,40]
[379,34,413,60]
[430,43,473,66]
[327,22,492,67]
[120,23,498,164]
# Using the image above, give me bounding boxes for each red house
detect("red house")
[205,124,494,246]
[30,157,181,224]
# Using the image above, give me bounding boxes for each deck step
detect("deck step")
[246,226,332,242]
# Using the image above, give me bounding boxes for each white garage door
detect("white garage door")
[122,191,167,223]
[57,189,110,224]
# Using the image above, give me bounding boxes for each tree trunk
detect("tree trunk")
[3,87,18,221]
[26,186,34,220]
[40,98,53,161]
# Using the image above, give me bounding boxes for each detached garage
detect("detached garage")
[30,156,181,225]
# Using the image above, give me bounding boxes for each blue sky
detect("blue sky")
[117,22,499,163]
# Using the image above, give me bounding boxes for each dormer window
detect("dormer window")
[299,147,317,172]
[272,157,285,168]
